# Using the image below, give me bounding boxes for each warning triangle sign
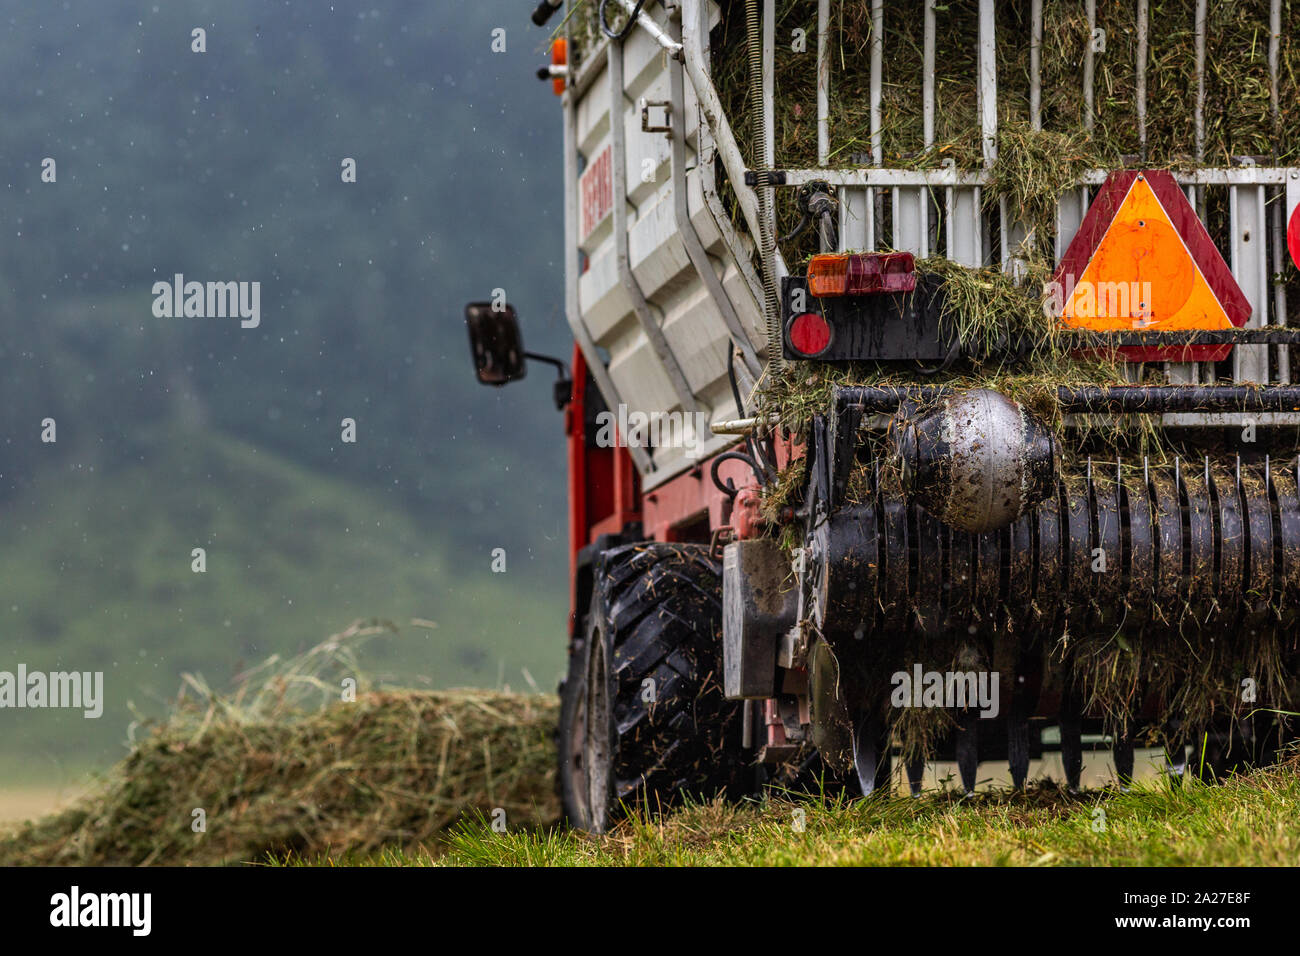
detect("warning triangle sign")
[1055,169,1251,362]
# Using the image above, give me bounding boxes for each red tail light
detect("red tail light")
[807,252,916,297]
[787,311,832,357]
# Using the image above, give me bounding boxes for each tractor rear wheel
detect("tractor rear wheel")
[557,542,751,833]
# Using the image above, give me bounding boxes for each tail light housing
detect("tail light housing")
[807,252,916,297]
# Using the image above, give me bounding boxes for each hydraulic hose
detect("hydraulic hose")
[599,0,648,40]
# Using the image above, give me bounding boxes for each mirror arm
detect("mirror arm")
[524,351,569,379]
[524,352,573,410]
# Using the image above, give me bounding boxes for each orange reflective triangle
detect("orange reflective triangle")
[1055,170,1251,362]
[1061,175,1229,330]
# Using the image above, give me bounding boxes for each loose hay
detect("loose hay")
[0,624,559,866]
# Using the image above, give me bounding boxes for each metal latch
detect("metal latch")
[640,98,671,133]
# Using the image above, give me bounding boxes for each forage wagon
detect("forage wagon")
[467,0,1300,832]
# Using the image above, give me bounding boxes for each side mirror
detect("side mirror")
[466,301,527,386]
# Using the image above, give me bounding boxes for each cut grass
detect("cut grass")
[417,760,1300,867]
[0,628,559,866]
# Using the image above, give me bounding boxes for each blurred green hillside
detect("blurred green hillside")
[0,0,575,777]
[0,417,568,779]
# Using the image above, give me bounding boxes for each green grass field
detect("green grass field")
[323,763,1299,867]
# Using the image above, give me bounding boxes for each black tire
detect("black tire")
[557,542,750,833]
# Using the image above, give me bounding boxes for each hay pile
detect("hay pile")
[0,625,559,866]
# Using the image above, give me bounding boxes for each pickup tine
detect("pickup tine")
[1164,718,1188,784]
[1008,651,1042,790]
[852,713,891,797]
[955,709,979,793]
[905,755,924,797]
[1060,677,1084,792]
[1112,714,1137,790]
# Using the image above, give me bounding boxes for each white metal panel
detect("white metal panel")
[892,187,930,257]
[578,240,629,335]
[839,187,870,251]
[1231,184,1270,384]
[1055,186,1089,262]
[606,334,687,422]
[947,187,983,266]
[566,0,759,489]
[575,66,611,156]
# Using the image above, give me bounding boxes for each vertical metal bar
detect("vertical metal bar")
[1136,0,1148,162]
[868,0,883,249]
[746,0,781,374]
[1084,0,1096,132]
[817,0,829,167]
[1266,0,1284,381]
[606,43,700,414]
[1266,3,1285,411]
[978,0,997,168]
[865,191,876,250]
[870,0,883,166]
[1272,192,1289,382]
[1030,0,1043,131]
[945,185,955,258]
[1269,0,1281,147]
[1194,0,1207,217]
[1257,185,1271,379]
[763,0,775,169]
[1194,0,1207,157]
[999,195,1010,264]
[923,0,936,148]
